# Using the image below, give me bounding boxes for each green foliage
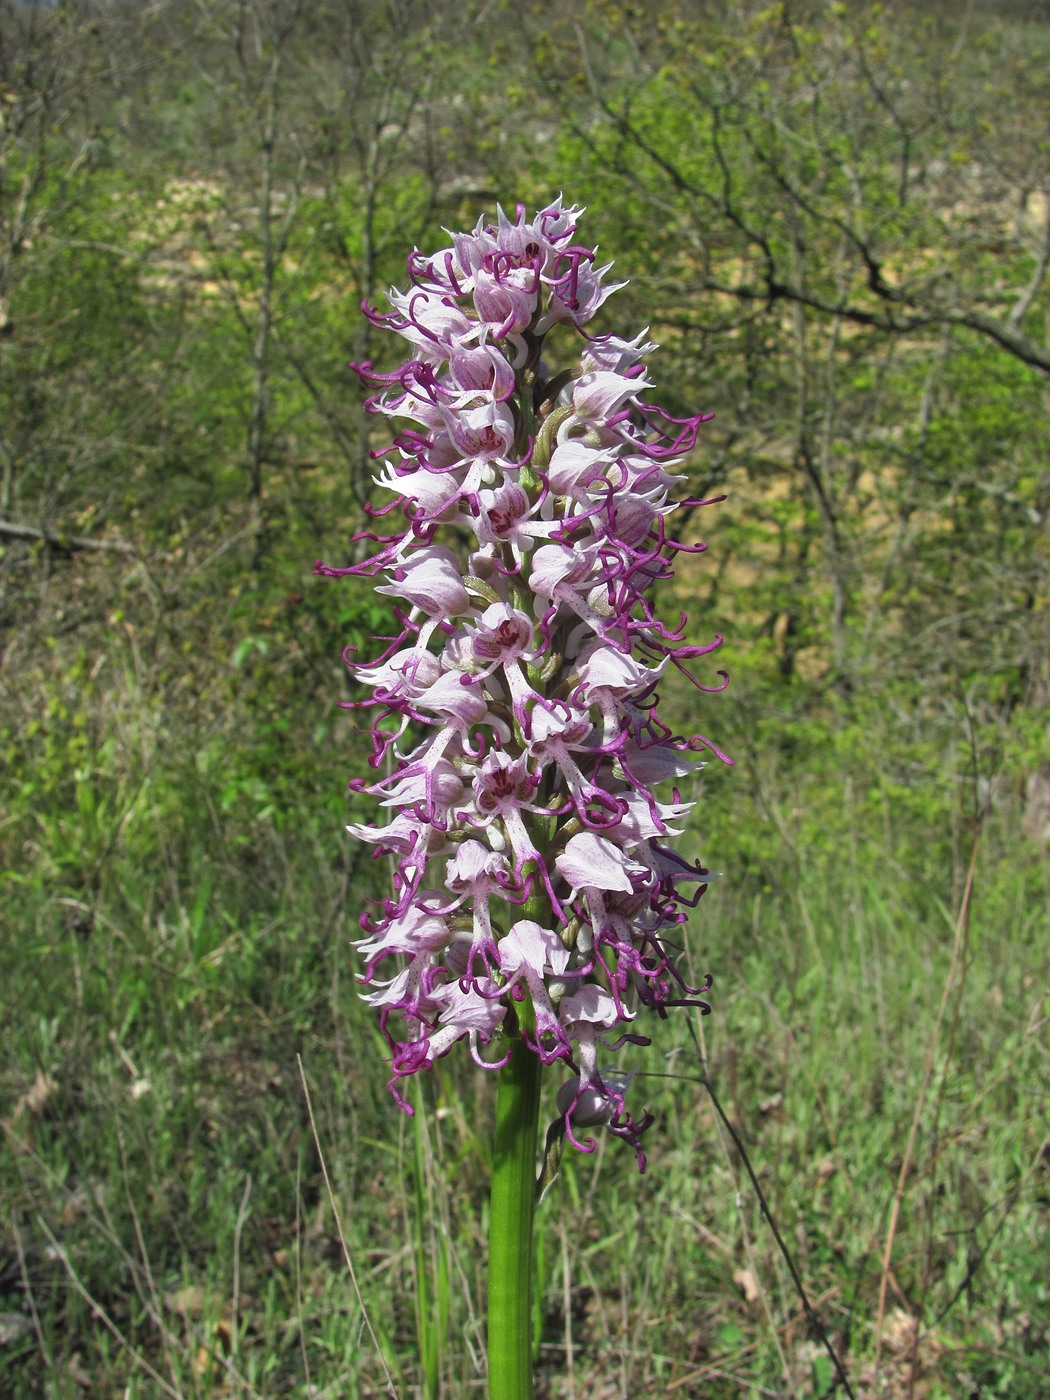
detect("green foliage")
[1,0,1047,1394]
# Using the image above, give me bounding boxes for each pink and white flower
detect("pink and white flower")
[318,201,726,1169]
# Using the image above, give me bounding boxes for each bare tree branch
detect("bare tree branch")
[0,519,137,556]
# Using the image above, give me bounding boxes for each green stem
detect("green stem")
[411,1081,440,1400]
[488,1025,542,1400]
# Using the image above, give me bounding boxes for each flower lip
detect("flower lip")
[468,602,535,664]
[555,831,639,895]
[472,751,540,813]
[375,545,471,617]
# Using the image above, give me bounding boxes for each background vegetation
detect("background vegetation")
[2,1,1048,1395]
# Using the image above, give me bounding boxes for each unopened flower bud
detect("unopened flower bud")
[556,1072,634,1127]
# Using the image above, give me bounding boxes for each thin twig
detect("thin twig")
[11,1216,50,1371]
[0,518,137,555]
[115,1130,179,1392]
[296,1054,400,1399]
[231,1173,253,1360]
[941,1338,1050,1381]
[561,1222,575,1398]
[35,1217,183,1400]
[873,831,980,1373]
[295,1151,312,1391]
[689,1018,856,1399]
[686,1025,798,1399]
[4,1122,265,1397]
[933,1131,1050,1327]
[666,1288,844,1392]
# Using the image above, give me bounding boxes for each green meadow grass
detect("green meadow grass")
[1,595,1045,1397]
[3,734,1046,1398]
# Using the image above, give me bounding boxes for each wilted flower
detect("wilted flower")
[317,199,728,1169]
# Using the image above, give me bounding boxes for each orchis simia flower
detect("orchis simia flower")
[316,199,728,1397]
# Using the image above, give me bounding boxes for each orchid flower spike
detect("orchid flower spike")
[318,199,728,1170]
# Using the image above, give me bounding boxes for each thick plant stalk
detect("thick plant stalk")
[411,1080,444,1400]
[487,1025,542,1399]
